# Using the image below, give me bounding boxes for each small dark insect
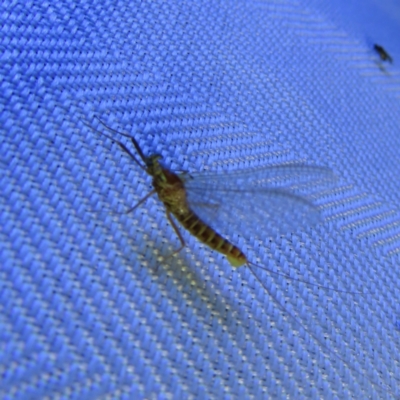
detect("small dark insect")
[374,44,393,63]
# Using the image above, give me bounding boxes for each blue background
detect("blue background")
[1,0,400,399]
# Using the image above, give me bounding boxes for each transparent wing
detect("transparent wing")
[183,164,337,244]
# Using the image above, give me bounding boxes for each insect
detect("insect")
[374,44,393,63]
[87,117,334,271]
[86,118,395,397]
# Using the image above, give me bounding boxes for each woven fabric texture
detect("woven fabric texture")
[1,0,400,399]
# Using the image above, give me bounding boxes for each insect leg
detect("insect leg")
[166,211,186,255]
[123,189,157,214]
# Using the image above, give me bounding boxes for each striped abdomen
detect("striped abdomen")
[176,210,247,268]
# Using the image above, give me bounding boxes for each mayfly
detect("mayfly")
[87,117,334,273]
[86,118,394,397]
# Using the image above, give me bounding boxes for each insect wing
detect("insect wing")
[184,164,336,245]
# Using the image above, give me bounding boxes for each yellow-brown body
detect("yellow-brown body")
[151,161,247,267]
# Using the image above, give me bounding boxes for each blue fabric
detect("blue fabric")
[1,0,400,399]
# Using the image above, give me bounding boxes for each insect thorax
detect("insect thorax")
[151,164,190,216]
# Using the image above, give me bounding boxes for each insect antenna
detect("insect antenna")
[82,118,160,216]
[94,117,149,164]
[82,118,147,171]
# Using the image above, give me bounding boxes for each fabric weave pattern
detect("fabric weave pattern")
[1,0,400,399]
